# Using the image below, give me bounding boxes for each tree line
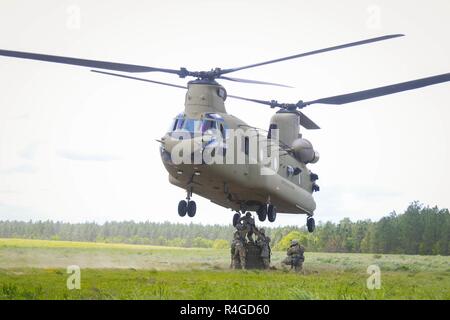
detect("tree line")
[0,202,448,255]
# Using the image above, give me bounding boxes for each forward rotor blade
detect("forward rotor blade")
[221,34,404,75]
[227,94,274,106]
[219,76,293,88]
[91,71,289,111]
[304,73,450,106]
[0,49,181,74]
[91,70,187,89]
[85,70,324,129]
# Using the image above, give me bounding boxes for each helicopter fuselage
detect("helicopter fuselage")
[159,81,317,216]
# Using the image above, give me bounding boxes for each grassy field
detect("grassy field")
[0,238,449,300]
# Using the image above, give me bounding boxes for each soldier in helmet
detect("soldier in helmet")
[237,212,257,243]
[235,220,247,241]
[230,232,247,269]
[256,228,271,269]
[281,239,305,272]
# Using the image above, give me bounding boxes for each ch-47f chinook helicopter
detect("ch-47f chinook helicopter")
[1,34,449,231]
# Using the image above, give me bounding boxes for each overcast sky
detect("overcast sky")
[0,0,449,227]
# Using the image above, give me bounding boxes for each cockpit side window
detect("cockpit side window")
[174,118,185,130]
[219,123,225,138]
[172,119,179,131]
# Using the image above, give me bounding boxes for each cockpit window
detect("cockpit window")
[219,123,225,138]
[168,114,227,139]
[200,120,217,133]
[168,119,177,132]
[177,119,198,132]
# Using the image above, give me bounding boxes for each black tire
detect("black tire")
[267,205,277,222]
[187,201,197,217]
[307,217,315,233]
[178,200,187,217]
[257,205,267,222]
[232,213,240,227]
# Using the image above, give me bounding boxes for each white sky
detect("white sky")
[0,0,449,227]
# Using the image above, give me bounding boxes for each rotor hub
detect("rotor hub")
[179,67,223,81]
[269,100,306,110]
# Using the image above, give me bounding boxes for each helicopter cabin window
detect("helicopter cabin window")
[244,136,250,155]
[267,124,278,139]
[286,165,294,177]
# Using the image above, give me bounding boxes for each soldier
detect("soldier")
[230,232,247,269]
[281,239,305,272]
[235,221,247,242]
[237,212,257,243]
[256,228,271,269]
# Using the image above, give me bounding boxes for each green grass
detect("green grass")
[0,238,449,300]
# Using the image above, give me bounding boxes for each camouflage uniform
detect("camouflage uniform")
[237,212,257,243]
[230,233,247,269]
[282,240,305,272]
[256,229,271,269]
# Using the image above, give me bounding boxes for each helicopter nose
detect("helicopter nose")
[162,135,204,162]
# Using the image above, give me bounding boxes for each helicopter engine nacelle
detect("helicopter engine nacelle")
[292,138,319,164]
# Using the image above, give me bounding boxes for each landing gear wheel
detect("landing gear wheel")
[257,205,267,222]
[307,216,315,233]
[232,213,240,227]
[267,205,277,222]
[178,200,187,217]
[187,201,197,217]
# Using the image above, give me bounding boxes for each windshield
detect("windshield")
[174,118,200,132]
[200,120,217,133]
[169,117,224,136]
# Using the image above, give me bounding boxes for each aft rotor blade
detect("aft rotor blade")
[219,76,293,88]
[221,34,404,75]
[227,95,320,129]
[91,70,187,89]
[304,73,450,106]
[0,49,181,74]
[298,111,320,130]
